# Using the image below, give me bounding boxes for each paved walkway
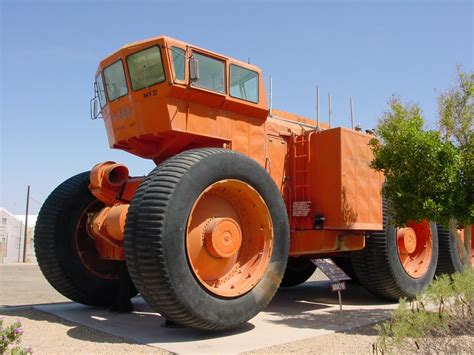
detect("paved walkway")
[0,263,68,307]
[0,263,396,353]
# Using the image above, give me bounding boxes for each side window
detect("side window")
[127,46,165,90]
[191,52,225,94]
[171,47,185,81]
[104,60,128,100]
[96,73,107,108]
[230,64,259,103]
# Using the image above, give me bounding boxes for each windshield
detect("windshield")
[191,52,225,94]
[127,46,165,90]
[171,47,185,81]
[104,60,128,101]
[230,65,258,103]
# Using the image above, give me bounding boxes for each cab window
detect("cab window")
[191,52,225,94]
[96,73,107,108]
[104,60,128,100]
[127,46,165,90]
[230,64,258,103]
[171,47,185,81]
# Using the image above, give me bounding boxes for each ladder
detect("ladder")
[292,134,311,203]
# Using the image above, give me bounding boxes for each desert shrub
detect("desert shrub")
[0,318,31,355]
[374,270,474,354]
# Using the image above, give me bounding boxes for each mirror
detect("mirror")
[90,82,102,120]
[90,97,100,120]
[189,56,200,82]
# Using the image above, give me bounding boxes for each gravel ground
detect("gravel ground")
[0,308,168,354]
[0,263,381,354]
[1,307,379,355]
[246,323,378,354]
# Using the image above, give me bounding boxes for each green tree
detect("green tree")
[370,69,473,267]
[438,69,473,266]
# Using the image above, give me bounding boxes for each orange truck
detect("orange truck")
[34,36,469,330]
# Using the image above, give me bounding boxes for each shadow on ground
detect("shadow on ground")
[0,308,147,346]
[262,280,393,331]
[1,279,394,344]
[274,280,393,306]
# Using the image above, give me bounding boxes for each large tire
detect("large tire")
[352,201,438,301]
[124,148,290,330]
[280,257,316,288]
[436,224,471,275]
[34,172,134,306]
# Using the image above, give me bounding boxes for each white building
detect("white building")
[0,208,37,263]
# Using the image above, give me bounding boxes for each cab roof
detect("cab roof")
[99,35,262,73]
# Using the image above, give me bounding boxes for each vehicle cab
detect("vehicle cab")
[91,36,269,161]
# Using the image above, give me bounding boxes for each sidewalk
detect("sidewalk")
[0,263,393,354]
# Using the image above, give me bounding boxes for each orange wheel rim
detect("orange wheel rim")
[75,200,118,280]
[186,179,273,298]
[396,221,432,278]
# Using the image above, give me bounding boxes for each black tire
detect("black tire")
[124,148,290,330]
[331,257,358,282]
[351,201,438,301]
[280,257,316,287]
[435,224,466,275]
[34,172,135,306]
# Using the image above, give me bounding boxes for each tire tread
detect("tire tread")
[125,149,245,330]
[35,172,111,306]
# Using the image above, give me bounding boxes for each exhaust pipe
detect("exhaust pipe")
[89,161,130,205]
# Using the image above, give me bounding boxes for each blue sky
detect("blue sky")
[1,0,472,214]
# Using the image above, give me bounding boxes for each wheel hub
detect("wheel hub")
[396,221,433,279]
[186,179,273,297]
[204,218,242,258]
[398,227,417,254]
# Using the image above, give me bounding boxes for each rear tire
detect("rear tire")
[34,172,134,306]
[280,257,316,288]
[124,148,290,330]
[352,201,438,301]
[436,224,472,275]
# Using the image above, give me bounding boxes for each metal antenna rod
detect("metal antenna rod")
[23,185,30,263]
[269,76,273,116]
[350,97,354,130]
[316,85,320,129]
[328,93,332,129]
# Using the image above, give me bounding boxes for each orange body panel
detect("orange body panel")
[309,128,383,230]
[92,35,384,259]
[290,230,365,256]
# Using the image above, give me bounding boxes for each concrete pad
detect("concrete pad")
[35,278,396,354]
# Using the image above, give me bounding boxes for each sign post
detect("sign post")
[312,258,351,325]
